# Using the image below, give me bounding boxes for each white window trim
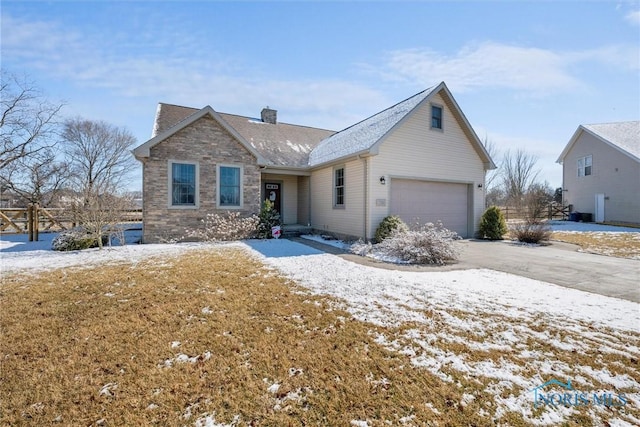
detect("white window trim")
[167,160,199,209]
[333,165,345,209]
[216,164,244,209]
[430,103,444,131]
[577,155,592,177]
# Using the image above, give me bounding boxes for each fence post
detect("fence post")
[27,205,33,241]
[34,203,39,241]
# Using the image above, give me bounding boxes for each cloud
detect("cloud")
[625,10,640,25]
[374,41,637,95]
[1,13,386,131]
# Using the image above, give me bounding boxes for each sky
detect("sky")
[2,0,639,191]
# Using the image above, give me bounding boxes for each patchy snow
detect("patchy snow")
[300,234,351,249]
[0,237,243,274]
[3,237,638,425]
[548,220,640,233]
[240,238,640,426]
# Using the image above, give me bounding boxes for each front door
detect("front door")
[595,193,605,223]
[264,183,281,215]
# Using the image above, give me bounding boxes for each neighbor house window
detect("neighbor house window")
[334,167,345,207]
[170,162,197,207]
[577,155,592,177]
[431,104,443,129]
[218,165,242,207]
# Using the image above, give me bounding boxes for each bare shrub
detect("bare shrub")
[353,222,459,265]
[349,239,373,256]
[187,211,259,242]
[510,220,552,244]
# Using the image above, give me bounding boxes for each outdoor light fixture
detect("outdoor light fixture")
[379,176,386,185]
[477,183,483,188]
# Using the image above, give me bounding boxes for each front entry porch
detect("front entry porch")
[261,173,311,227]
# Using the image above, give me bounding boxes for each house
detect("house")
[133,82,495,243]
[557,121,640,224]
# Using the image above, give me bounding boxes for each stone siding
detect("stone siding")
[142,116,260,243]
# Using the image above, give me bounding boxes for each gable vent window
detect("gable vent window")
[577,155,592,177]
[431,105,443,130]
[334,167,345,208]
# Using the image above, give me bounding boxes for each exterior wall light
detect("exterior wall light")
[380,176,386,185]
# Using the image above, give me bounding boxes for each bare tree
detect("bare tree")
[1,71,64,170]
[69,191,134,248]
[61,118,138,247]
[482,136,500,191]
[62,117,137,195]
[502,148,540,209]
[0,147,69,206]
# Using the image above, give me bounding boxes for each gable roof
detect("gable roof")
[557,121,640,164]
[134,82,495,170]
[308,82,495,169]
[133,106,267,163]
[137,102,335,167]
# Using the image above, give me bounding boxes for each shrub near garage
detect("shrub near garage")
[510,220,552,244]
[374,215,409,242]
[478,206,507,240]
[379,221,459,265]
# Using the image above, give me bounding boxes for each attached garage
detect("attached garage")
[390,179,471,237]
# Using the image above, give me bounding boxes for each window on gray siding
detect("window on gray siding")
[431,105,443,129]
[171,162,196,206]
[334,167,345,207]
[219,166,241,206]
[577,155,592,177]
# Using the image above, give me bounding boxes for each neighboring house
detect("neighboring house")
[133,82,495,243]
[557,121,640,224]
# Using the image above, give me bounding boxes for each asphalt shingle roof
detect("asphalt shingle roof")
[308,86,436,166]
[583,121,640,160]
[152,103,335,167]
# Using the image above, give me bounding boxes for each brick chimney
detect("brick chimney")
[261,107,277,124]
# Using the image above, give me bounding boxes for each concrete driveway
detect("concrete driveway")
[294,238,640,303]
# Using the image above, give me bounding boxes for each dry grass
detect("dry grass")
[2,248,495,426]
[552,231,640,259]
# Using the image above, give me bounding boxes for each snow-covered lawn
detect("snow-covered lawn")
[247,239,640,426]
[2,237,639,425]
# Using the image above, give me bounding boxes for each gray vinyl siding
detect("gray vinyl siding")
[563,132,640,223]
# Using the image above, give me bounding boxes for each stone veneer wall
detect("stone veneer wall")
[142,116,261,243]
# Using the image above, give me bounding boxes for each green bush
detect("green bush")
[257,199,281,239]
[374,215,409,242]
[478,206,508,240]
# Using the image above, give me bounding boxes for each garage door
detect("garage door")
[390,179,469,237]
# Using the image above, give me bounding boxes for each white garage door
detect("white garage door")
[390,179,469,237]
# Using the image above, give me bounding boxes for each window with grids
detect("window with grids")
[577,155,592,177]
[219,166,241,206]
[334,167,345,207]
[171,162,196,206]
[431,105,443,129]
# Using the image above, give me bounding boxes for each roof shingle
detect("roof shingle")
[308,86,436,166]
[583,121,640,160]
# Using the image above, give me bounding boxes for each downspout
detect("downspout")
[361,155,369,241]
